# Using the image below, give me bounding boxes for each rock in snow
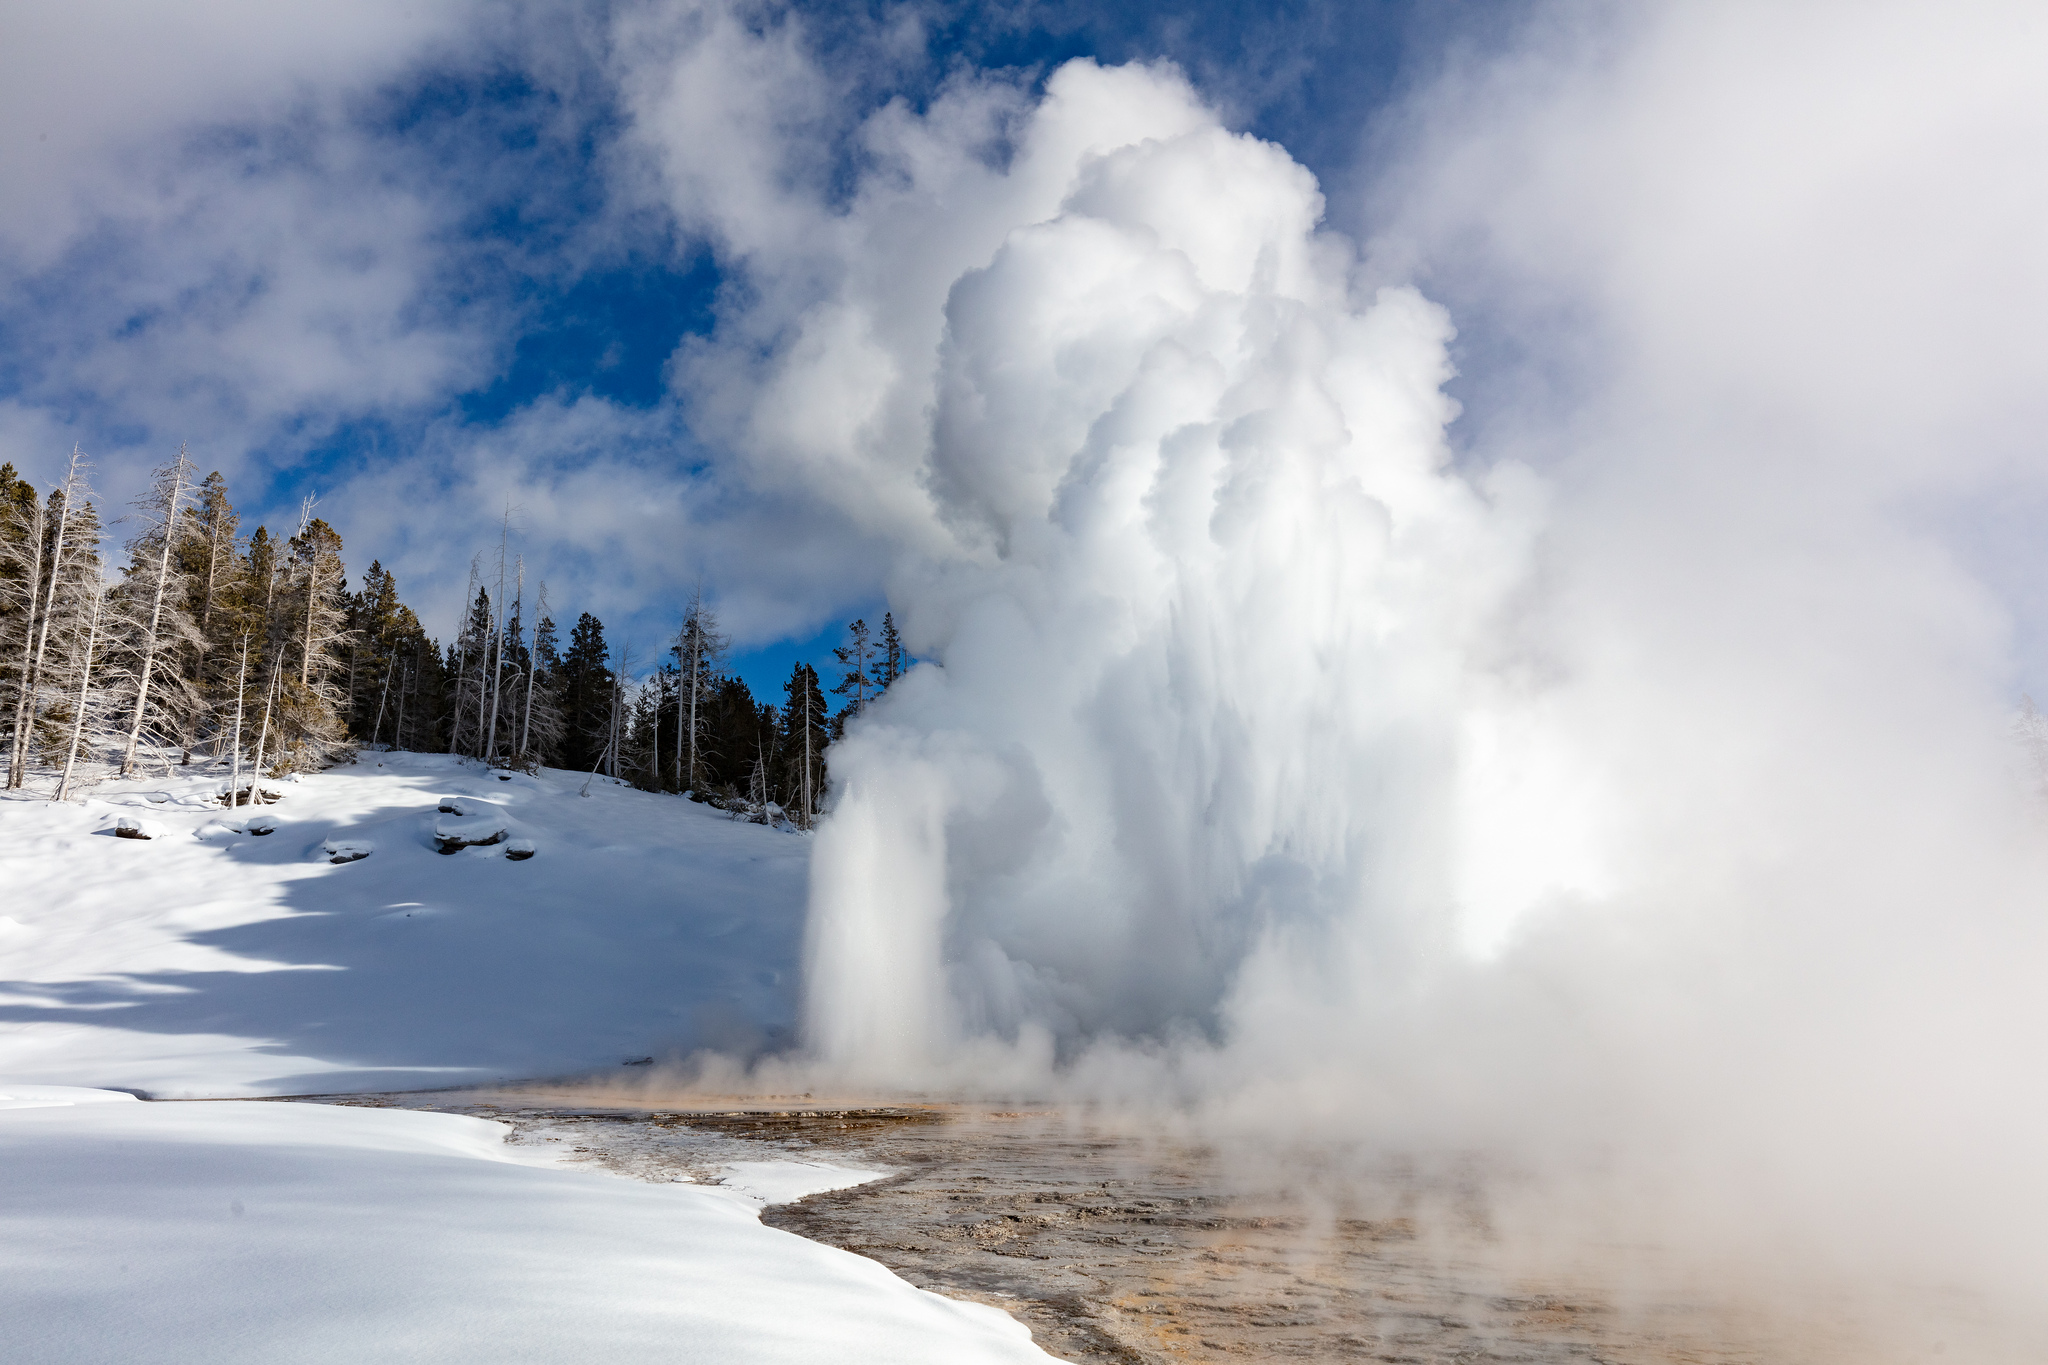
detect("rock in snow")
[321,838,374,865]
[433,811,508,853]
[113,816,151,840]
[504,837,536,861]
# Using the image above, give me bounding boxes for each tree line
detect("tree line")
[0,449,905,823]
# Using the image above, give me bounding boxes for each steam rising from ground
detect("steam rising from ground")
[628,4,2048,1346]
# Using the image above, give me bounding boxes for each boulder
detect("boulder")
[504,838,536,862]
[433,812,507,854]
[321,838,373,865]
[113,817,151,841]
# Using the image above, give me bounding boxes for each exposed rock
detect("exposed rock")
[504,838,536,861]
[433,811,507,853]
[114,817,151,841]
[322,838,373,865]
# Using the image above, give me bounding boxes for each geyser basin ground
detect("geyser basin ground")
[324,1084,2015,1365]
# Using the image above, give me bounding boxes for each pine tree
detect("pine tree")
[879,611,904,690]
[830,617,875,733]
[781,662,828,829]
[271,509,351,772]
[237,524,285,784]
[673,587,728,794]
[446,586,494,757]
[559,612,613,774]
[175,469,243,758]
[347,561,428,750]
[520,595,566,765]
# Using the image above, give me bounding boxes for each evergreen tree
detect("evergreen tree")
[878,611,904,691]
[175,469,243,755]
[518,597,566,766]
[780,662,828,829]
[673,588,728,794]
[830,617,875,734]
[346,561,429,749]
[445,586,494,757]
[237,523,286,782]
[270,512,351,771]
[559,611,613,773]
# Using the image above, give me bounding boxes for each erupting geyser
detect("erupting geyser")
[802,62,1544,1080]
[647,32,2048,1345]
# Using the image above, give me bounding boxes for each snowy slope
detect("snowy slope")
[0,751,808,1097]
[0,1091,1053,1365]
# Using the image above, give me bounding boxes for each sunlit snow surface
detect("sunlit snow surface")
[0,1093,1049,1364]
[0,751,806,1097]
[0,758,1057,1362]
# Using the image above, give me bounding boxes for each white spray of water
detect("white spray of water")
[802,64,1549,1077]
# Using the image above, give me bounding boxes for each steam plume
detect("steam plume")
[623,6,2048,1345]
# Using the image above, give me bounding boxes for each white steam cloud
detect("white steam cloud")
[624,3,2048,1348]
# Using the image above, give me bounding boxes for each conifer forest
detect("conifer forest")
[0,449,903,825]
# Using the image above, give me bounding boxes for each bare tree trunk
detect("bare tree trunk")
[9,450,84,789]
[251,658,282,792]
[394,657,410,753]
[448,558,476,756]
[369,652,396,749]
[295,495,319,689]
[517,565,535,762]
[687,624,701,792]
[801,675,813,830]
[119,448,195,775]
[484,514,508,761]
[228,635,249,804]
[684,618,700,789]
[4,497,47,787]
[54,590,103,802]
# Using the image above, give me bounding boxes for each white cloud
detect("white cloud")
[0,1,476,265]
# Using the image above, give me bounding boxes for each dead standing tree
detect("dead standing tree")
[113,445,202,775]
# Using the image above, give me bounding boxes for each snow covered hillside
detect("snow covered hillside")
[0,750,808,1097]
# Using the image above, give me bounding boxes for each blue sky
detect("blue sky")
[0,0,1522,702]
[6,2,2048,703]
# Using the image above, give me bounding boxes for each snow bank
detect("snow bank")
[0,1084,139,1110]
[717,1158,890,1210]
[0,1099,1052,1364]
[0,751,809,1096]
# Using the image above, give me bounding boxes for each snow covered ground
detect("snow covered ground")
[0,754,1063,1362]
[0,750,807,1097]
[1,1087,1050,1364]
